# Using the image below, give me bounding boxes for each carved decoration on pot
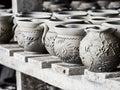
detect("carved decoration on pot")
[78,1,99,10]
[79,26,120,72]
[54,21,93,64]
[13,12,51,42]
[0,13,13,43]
[16,20,48,53]
[41,19,63,56]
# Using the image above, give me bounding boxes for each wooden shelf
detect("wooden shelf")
[0,43,120,90]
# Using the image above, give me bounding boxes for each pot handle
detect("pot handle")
[39,23,49,45]
[12,18,17,33]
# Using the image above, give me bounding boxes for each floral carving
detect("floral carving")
[45,32,57,56]
[54,35,83,64]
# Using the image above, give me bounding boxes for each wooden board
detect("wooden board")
[52,63,85,75]
[0,43,23,56]
[28,56,61,69]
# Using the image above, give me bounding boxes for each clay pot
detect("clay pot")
[13,12,51,42]
[78,2,98,10]
[97,0,110,9]
[88,9,119,17]
[0,13,13,43]
[42,19,63,56]
[16,20,48,53]
[50,0,72,11]
[54,21,94,64]
[107,1,120,9]
[52,10,87,20]
[80,26,120,72]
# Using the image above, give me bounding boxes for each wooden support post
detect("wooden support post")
[16,71,22,90]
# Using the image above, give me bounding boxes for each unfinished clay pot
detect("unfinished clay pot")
[80,26,120,72]
[107,1,120,9]
[41,19,63,56]
[78,2,98,10]
[54,21,93,64]
[0,13,13,43]
[14,12,51,42]
[97,0,110,9]
[16,20,48,53]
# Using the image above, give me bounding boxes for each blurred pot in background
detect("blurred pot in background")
[107,0,120,9]
[49,0,72,11]
[78,0,100,10]
[97,0,110,9]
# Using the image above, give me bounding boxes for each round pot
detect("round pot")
[97,0,110,9]
[80,26,120,72]
[107,1,120,9]
[16,20,48,53]
[13,12,51,42]
[42,19,63,56]
[0,12,13,43]
[54,21,94,64]
[78,2,98,10]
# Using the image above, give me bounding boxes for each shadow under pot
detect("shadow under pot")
[54,21,94,64]
[0,13,13,43]
[80,26,120,72]
[16,20,48,53]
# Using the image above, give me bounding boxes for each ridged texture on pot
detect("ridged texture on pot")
[80,31,120,72]
[45,31,57,56]
[54,35,84,64]
[17,29,47,53]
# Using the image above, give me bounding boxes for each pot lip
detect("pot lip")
[65,15,87,19]
[88,9,119,16]
[16,13,51,19]
[16,19,43,25]
[53,10,87,16]
[85,25,115,32]
[55,23,99,30]
[102,20,120,26]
